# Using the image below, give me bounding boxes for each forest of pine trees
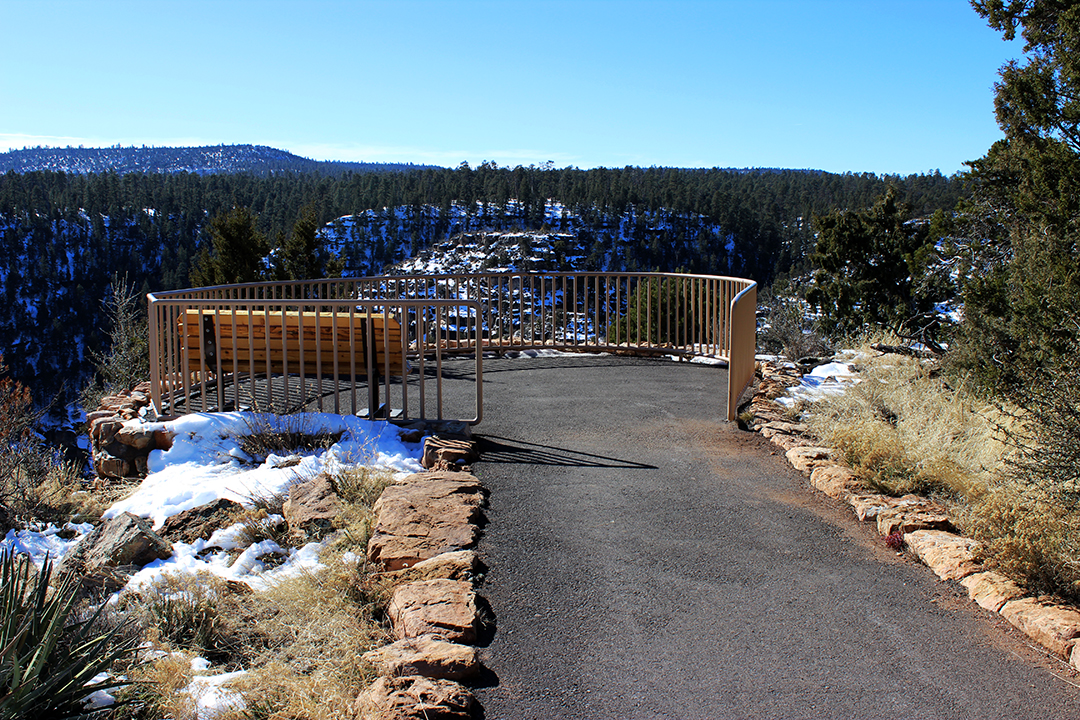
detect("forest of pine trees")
[0,164,965,408]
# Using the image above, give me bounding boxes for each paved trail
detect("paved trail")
[461,355,1080,720]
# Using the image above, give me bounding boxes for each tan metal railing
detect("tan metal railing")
[148,271,756,424]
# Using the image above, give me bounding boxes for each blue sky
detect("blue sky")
[1,0,1022,174]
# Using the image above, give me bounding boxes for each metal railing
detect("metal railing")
[148,271,756,424]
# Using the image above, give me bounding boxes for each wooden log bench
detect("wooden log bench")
[178,309,406,411]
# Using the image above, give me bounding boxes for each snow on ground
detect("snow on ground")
[107,412,423,530]
[772,351,864,408]
[0,411,428,718]
[3,412,425,593]
[0,522,95,569]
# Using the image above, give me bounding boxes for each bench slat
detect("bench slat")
[178,309,407,378]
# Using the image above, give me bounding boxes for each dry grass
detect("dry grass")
[114,653,199,720]
[804,335,1080,602]
[806,344,1010,499]
[112,457,399,719]
[233,412,343,465]
[0,451,105,531]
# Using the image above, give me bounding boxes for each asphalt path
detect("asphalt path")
[456,354,1080,720]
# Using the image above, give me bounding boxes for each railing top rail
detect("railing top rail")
[147,271,756,302]
[146,296,484,308]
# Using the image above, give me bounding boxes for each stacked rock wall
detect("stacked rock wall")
[86,382,173,480]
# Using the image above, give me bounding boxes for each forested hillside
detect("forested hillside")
[0,144,433,176]
[0,164,964,409]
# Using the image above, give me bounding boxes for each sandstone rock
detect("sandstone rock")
[355,676,477,720]
[1000,596,1080,659]
[133,381,153,394]
[92,417,125,444]
[153,429,174,451]
[960,572,1026,613]
[785,446,833,474]
[769,433,815,452]
[876,504,952,537]
[95,454,131,479]
[421,437,479,470]
[85,410,117,426]
[100,395,137,413]
[903,530,981,580]
[283,473,340,540]
[760,420,808,436]
[158,498,245,545]
[368,472,486,571]
[362,635,483,681]
[387,579,492,644]
[809,465,862,500]
[57,512,173,592]
[385,550,487,585]
[115,424,156,449]
[847,493,929,523]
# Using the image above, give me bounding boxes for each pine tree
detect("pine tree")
[189,206,268,286]
[954,1,1080,390]
[275,205,325,281]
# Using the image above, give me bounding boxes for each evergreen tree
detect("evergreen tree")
[953,1,1080,390]
[276,205,326,281]
[189,206,268,286]
[806,188,947,339]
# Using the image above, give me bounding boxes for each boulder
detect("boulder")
[876,503,952,537]
[759,420,808,437]
[85,410,117,426]
[57,512,173,592]
[115,424,156,449]
[847,493,931,523]
[355,676,477,720]
[960,572,1027,613]
[100,395,137,413]
[283,473,341,540]
[158,498,245,545]
[362,635,483,681]
[1000,596,1080,659]
[785,446,833,474]
[903,530,981,580]
[94,454,132,479]
[809,465,863,500]
[387,579,492,644]
[421,437,479,470]
[91,417,125,444]
[384,550,487,585]
[769,433,815,452]
[367,472,486,571]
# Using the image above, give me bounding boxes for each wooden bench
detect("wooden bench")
[178,309,407,410]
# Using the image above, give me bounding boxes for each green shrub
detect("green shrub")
[0,549,135,719]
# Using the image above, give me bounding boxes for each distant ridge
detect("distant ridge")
[0,143,437,175]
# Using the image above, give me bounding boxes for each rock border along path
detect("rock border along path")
[750,359,1080,676]
[360,457,494,719]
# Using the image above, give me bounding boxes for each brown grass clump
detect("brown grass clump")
[804,334,1080,602]
[330,465,395,549]
[233,412,343,465]
[0,452,105,531]
[114,653,199,720]
[807,347,1009,499]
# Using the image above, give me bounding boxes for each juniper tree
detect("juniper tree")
[953,0,1080,390]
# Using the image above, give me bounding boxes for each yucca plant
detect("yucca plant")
[0,549,135,719]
